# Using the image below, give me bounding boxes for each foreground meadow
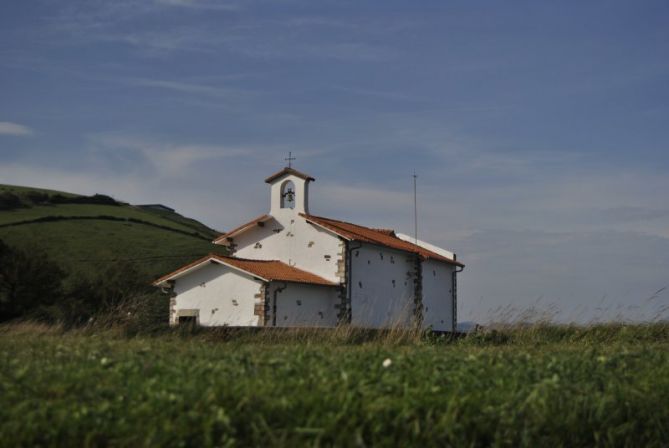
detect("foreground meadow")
[1,324,668,447]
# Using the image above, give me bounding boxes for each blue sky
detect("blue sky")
[1,0,668,322]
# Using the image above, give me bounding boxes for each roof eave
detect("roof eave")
[301,214,353,241]
[212,215,272,244]
[278,279,338,287]
[153,254,216,286]
[264,167,315,184]
[428,255,465,267]
[153,254,270,286]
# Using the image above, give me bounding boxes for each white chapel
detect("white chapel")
[154,165,464,331]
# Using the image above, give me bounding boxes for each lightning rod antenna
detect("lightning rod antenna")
[413,170,418,245]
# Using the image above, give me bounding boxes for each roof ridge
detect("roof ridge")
[213,214,272,242]
[303,213,398,238]
[155,253,337,286]
[265,167,315,184]
[372,228,397,235]
[301,213,361,227]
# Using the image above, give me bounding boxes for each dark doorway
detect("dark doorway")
[178,315,197,328]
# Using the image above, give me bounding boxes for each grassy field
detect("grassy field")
[1,324,668,447]
[0,184,226,281]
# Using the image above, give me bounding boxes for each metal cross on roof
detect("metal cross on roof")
[285,151,296,168]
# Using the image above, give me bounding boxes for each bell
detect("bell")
[283,188,295,202]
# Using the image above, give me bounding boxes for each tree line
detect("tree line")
[0,239,167,329]
[0,191,121,211]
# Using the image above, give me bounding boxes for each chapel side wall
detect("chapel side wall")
[349,244,416,328]
[173,263,263,327]
[233,215,343,284]
[421,260,455,332]
[231,224,277,260]
[268,283,339,327]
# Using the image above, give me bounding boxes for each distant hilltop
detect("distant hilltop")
[0,183,226,281]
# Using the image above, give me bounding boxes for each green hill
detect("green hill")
[0,184,228,282]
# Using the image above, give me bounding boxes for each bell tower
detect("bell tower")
[265,158,315,216]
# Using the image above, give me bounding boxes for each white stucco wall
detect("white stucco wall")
[172,262,263,327]
[232,214,344,284]
[220,172,344,284]
[349,243,417,328]
[421,259,455,332]
[267,282,339,327]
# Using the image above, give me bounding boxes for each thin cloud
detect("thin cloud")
[155,0,241,10]
[45,1,239,55]
[230,40,395,62]
[126,77,247,98]
[99,30,215,54]
[44,3,394,60]
[0,122,33,136]
[329,86,430,104]
[88,134,257,175]
[599,206,669,223]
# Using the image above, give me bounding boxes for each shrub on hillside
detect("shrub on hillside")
[64,262,167,329]
[24,191,50,205]
[74,193,120,206]
[0,240,65,321]
[49,193,120,206]
[0,239,166,329]
[0,192,24,210]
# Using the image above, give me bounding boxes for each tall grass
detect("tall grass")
[2,321,669,447]
[5,317,668,347]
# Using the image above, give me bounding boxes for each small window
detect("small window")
[232,299,239,306]
[355,250,359,257]
[254,242,262,249]
[433,270,436,277]
[390,256,395,264]
[358,281,363,289]
[318,311,324,319]
[367,260,371,265]
[324,254,331,261]
[379,253,384,260]
[296,300,302,306]
[392,279,396,288]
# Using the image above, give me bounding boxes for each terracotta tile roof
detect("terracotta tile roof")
[154,254,337,287]
[301,214,464,267]
[212,214,272,243]
[221,256,336,285]
[265,167,315,184]
[372,228,397,236]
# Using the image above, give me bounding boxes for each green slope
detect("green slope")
[0,184,227,281]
